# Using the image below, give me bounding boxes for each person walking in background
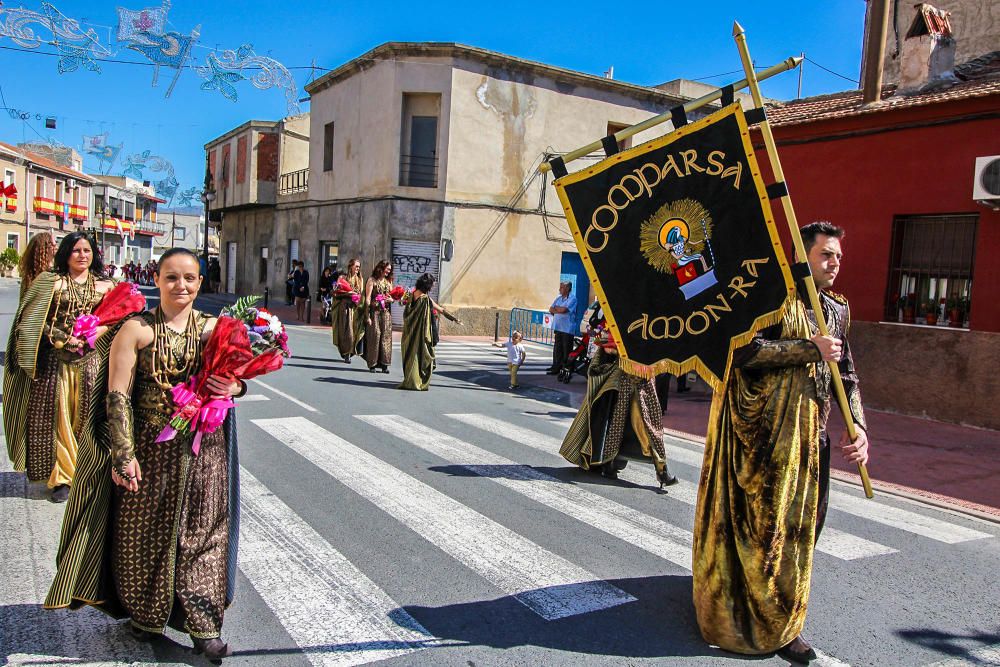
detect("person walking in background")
[506,330,526,390]
[286,261,299,306]
[546,280,578,375]
[331,258,365,362]
[318,266,335,325]
[208,257,221,293]
[364,259,394,373]
[293,260,310,321]
[398,273,436,391]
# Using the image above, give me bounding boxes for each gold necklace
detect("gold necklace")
[150,307,201,392]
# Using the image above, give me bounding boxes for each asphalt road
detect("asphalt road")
[1,279,998,667]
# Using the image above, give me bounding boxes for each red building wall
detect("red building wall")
[756,97,1000,332]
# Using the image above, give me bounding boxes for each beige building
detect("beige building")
[210,43,717,327]
[1,143,28,257]
[0,141,95,254]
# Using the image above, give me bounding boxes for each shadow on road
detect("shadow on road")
[427,463,667,495]
[399,575,752,661]
[896,627,1000,663]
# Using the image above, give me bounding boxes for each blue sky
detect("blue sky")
[0,1,866,202]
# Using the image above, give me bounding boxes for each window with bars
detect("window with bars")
[884,213,977,327]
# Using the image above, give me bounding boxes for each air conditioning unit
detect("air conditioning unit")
[973,156,1000,208]
[66,178,76,190]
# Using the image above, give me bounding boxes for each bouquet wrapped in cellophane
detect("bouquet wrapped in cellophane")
[333,277,361,305]
[156,296,291,454]
[72,282,147,353]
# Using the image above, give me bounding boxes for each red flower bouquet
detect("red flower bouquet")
[333,277,361,304]
[389,285,407,301]
[72,282,147,352]
[156,296,290,454]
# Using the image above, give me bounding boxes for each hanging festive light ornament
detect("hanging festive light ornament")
[196,43,300,114]
[125,24,200,97]
[115,1,169,46]
[0,2,111,73]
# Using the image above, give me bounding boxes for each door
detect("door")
[408,116,438,187]
[560,251,589,334]
[390,239,440,327]
[226,242,237,294]
[319,241,339,273]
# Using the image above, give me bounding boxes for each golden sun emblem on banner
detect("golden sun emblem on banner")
[639,199,715,275]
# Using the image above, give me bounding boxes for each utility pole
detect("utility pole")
[171,210,177,249]
[797,52,805,99]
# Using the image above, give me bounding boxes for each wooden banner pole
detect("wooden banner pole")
[733,21,874,498]
[540,56,802,174]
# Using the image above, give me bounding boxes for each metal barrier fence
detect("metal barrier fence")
[508,308,553,346]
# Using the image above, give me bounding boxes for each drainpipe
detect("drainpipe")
[862,0,891,104]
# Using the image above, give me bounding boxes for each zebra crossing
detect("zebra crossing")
[2,402,997,666]
[430,340,557,376]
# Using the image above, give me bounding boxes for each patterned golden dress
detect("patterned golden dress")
[331,273,364,357]
[364,278,393,369]
[559,348,672,485]
[3,271,105,488]
[108,311,237,638]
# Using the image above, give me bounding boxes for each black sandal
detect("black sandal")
[192,636,231,662]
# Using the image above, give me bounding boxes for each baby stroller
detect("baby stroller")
[558,301,604,383]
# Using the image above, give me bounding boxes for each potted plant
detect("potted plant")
[923,301,938,326]
[0,247,19,278]
[947,296,963,327]
[900,293,916,324]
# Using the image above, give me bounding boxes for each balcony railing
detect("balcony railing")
[399,155,438,188]
[137,220,168,236]
[279,168,309,195]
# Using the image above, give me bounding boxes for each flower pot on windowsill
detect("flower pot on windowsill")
[902,306,915,324]
[925,313,938,326]
[948,309,964,327]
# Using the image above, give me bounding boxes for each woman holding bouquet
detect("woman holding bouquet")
[46,248,244,659]
[398,273,436,391]
[331,257,365,362]
[364,259,394,373]
[3,232,115,502]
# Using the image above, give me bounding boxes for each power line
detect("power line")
[804,56,859,84]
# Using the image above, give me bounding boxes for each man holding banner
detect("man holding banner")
[692,221,870,664]
[552,95,872,664]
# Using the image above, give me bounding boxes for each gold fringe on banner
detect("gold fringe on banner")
[615,301,787,393]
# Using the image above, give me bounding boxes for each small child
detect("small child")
[506,331,526,390]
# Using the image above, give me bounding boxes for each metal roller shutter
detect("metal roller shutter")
[390,238,440,327]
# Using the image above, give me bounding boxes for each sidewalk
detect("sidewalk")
[444,335,1000,521]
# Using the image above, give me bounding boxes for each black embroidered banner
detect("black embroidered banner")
[553,103,794,389]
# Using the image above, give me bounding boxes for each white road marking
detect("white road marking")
[446,413,899,562]
[922,643,1000,666]
[239,468,435,666]
[358,415,694,570]
[0,443,162,666]
[239,393,270,402]
[251,379,319,413]
[813,649,854,666]
[251,417,634,620]
[828,490,992,544]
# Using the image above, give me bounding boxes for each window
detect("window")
[109,197,121,216]
[259,247,268,283]
[4,169,13,187]
[323,122,335,172]
[7,233,18,250]
[55,180,64,204]
[94,194,105,214]
[399,93,440,188]
[124,201,135,221]
[35,175,45,198]
[885,214,977,327]
[607,122,634,151]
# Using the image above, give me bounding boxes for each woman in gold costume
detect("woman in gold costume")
[398,272,436,391]
[364,259,394,373]
[331,257,365,362]
[3,231,114,502]
[45,248,244,661]
[559,327,677,488]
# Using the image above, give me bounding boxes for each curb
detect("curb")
[661,427,1000,526]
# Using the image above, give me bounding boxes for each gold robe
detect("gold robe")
[692,296,821,654]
